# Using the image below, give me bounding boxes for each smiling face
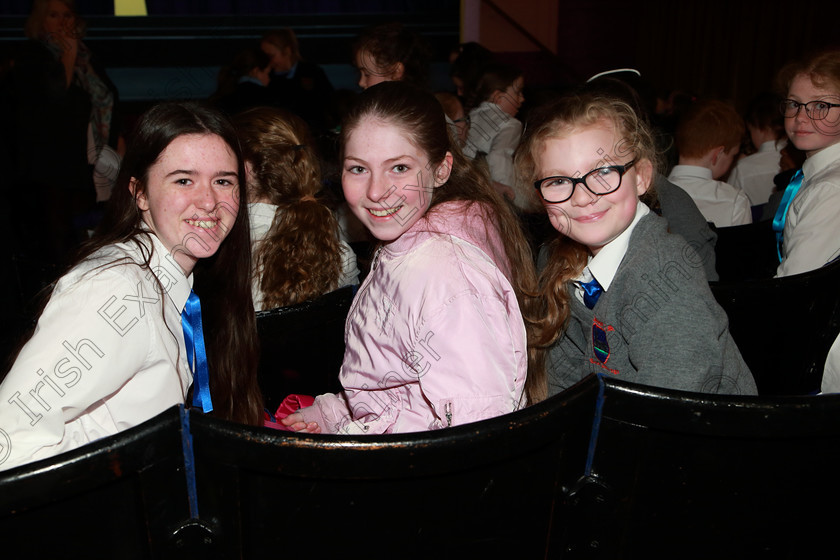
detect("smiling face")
[133,133,240,275]
[785,73,840,157]
[536,121,651,255]
[342,117,452,242]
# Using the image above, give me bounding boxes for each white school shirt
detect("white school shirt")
[0,233,193,471]
[728,139,785,206]
[777,141,840,277]
[573,201,650,304]
[821,331,840,394]
[248,202,360,311]
[668,165,752,227]
[463,102,536,211]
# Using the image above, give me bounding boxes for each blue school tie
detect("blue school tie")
[182,290,213,413]
[772,169,804,262]
[580,277,603,310]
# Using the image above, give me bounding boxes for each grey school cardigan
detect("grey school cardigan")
[546,212,757,397]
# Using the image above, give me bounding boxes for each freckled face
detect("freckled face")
[785,73,840,157]
[342,117,452,242]
[133,134,240,275]
[535,122,650,255]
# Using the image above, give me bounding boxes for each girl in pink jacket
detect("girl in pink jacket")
[283,81,542,434]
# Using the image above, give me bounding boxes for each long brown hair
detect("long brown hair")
[19,101,264,425]
[515,92,660,351]
[340,81,545,404]
[234,106,344,308]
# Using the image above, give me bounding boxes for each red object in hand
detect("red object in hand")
[263,394,316,430]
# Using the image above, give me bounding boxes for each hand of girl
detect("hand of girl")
[280,411,321,433]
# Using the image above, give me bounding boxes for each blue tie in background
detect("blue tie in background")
[772,169,804,262]
[580,277,603,310]
[182,290,213,413]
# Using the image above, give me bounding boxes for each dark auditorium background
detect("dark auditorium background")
[2,0,839,117]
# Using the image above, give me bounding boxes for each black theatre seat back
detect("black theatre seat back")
[255,285,354,411]
[0,405,194,560]
[712,220,778,282]
[565,376,840,559]
[188,376,600,560]
[710,257,840,395]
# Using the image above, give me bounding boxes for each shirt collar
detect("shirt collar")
[670,164,713,180]
[580,200,650,292]
[273,61,299,80]
[238,75,265,87]
[757,139,786,153]
[145,231,194,314]
[803,140,840,179]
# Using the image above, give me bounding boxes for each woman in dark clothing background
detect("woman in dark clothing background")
[0,0,122,363]
[4,0,121,268]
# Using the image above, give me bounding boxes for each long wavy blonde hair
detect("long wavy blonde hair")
[515,91,661,349]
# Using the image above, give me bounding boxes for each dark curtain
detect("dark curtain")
[555,0,840,111]
[636,1,840,109]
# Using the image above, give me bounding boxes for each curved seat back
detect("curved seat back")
[710,257,840,394]
[256,285,355,410]
[566,375,840,557]
[0,405,192,559]
[188,376,600,559]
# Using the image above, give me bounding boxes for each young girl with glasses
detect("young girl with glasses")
[281,81,541,434]
[516,91,756,397]
[773,48,840,277]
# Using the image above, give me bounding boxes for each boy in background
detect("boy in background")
[669,99,752,227]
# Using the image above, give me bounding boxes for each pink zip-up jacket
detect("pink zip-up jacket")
[298,201,527,434]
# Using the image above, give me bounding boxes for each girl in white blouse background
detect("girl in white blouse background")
[0,101,263,472]
[463,62,536,211]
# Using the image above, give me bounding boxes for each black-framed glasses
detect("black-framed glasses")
[533,160,636,203]
[780,99,840,120]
